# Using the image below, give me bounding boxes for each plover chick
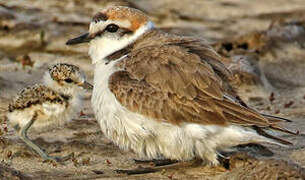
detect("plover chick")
[7,63,92,162]
[66,6,298,166]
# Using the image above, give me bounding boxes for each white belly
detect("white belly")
[92,60,274,163]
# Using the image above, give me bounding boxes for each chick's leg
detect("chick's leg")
[18,112,72,162]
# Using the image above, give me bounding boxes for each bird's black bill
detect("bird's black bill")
[80,81,93,90]
[66,33,91,45]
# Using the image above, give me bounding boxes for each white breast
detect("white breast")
[92,59,170,154]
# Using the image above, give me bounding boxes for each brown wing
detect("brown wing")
[8,85,68,112]
[109,43,276,127]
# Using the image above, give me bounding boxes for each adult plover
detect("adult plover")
[7,63,92,161]
[66,6,297,165]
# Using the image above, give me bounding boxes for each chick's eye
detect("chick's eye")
[64,78,73,83]
[106,24,119,33]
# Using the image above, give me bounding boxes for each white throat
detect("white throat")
[89,21,154,64]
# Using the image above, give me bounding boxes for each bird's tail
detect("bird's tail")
[261,113,292,122]
[253,126,292,145]
[254,114,299,145]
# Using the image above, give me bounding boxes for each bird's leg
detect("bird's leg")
[19,116,51,160]
[18,112,72,162]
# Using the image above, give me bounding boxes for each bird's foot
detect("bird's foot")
[116,159,202,175]
[214,152,231,169]
[43,152,74,163]
[133,159,178,166]
[115,167,158,175]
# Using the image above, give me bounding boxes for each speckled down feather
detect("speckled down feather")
[9,84,69,112]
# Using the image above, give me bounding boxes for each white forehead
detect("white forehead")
[89,19,132,34]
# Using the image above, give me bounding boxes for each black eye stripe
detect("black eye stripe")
[123,29,133,35]
[95,31,103,37]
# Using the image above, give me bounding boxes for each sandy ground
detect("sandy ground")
[0,0,305,179]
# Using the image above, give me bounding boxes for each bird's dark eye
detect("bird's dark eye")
[64,78,73,83]
[106,24,119,33]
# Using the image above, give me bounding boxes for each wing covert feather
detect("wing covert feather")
[110,43,272,127]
